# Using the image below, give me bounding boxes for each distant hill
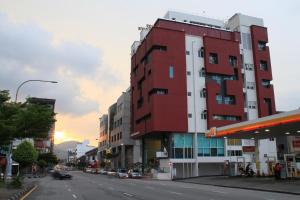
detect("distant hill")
[54,141,79,161]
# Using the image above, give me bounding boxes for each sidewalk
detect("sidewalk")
[0,177,38,200]
[176,176,300,195]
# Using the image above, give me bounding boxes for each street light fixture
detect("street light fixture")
[15,79,58,102]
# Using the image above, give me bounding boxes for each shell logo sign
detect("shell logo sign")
[205,127,217,138]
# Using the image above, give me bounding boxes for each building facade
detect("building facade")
[98,89,140,170]
[130,11,276,178]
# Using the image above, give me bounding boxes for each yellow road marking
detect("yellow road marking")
[20,185,38,200]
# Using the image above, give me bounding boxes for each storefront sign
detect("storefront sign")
[242,146,255,153]
[292,140,300,148]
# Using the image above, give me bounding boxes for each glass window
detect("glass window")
[169,66,174,79]
[258,41,266,51]
[260,60,268,71]
[229,56,237,67]
[216,94,222,104]
[211,138,217,148]
[209,53,218,64]
[217,148,224,156]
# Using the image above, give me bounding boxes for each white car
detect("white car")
[117,169,128,178]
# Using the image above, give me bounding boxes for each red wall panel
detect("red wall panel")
[251,25,276,117]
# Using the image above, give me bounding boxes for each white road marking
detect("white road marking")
[72,194,77,199]
[68,188,72,192]
[108,187,114,190]
[145,186,154,189]
[98,183,103,186]
[168,191,183,195]
[181,186,194,189]
[123,193,134,197]
[211,190,227,194]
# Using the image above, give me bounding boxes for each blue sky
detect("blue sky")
[0,0,299,145]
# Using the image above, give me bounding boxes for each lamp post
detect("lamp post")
[15,79,58,102]
[5,79,57,180]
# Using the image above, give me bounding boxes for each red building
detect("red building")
[130,11,276,178]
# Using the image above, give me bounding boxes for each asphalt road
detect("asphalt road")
[28,171,300,200]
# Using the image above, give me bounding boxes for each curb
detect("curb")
[176,180,300,196]
[8,184,38,200]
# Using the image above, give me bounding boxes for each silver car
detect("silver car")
[128,169,142,179]
[117,169,128,178]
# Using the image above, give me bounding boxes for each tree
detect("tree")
[12,141,38,168]
[0,90,56,145]
[0,90,19,145]
[38,152,58,167]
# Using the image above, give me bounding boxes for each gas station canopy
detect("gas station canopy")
[206,109,300,139]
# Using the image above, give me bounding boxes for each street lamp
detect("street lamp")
[5,79,57,180]
[15,79,58,102]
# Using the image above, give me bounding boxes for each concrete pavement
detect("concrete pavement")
[177,176,300,195]
[27,171,300,200]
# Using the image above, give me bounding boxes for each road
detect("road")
[28,171,299,200]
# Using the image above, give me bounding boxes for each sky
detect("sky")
[0,0,299,146]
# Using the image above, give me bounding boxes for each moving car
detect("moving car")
[52,170,72,180]
[128,169,142,179]
[107,169,117,176]
[117,169,128,178]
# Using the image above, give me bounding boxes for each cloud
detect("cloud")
[0,13,123,116]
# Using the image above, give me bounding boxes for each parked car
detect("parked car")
[85,167,92,173]
[99,169,108,175]
[117,169,128,178]
[52,170,72,180]
[128,169,142,179]
[107,169,117,176]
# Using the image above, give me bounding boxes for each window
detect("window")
[198,47,204,58]
[260,60,268,71]
[187,92,192,96]
[172,134,193,158]
[227,139,242,146]
[169,66,174,79]
[201,110,207,119]
[227,150,242,156]
[197,134,224,157]
[248,101,257,109]
[199,68,206,77]
[149,88,168,96]
[213,115,241,121]
[188,113,192,118]
[244,63,254,71]
[209,53,218,64]
[186,51,190,55]
[224,96,235,105]
[264,98,272,115]
[216,94,222,104]
[229,56,237,67]
[246,82,255,90]
[262,79,271,88]
[200,89,206,98]
[258,41,266,51]
[187,71,191,75]
[137,97,144,109]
